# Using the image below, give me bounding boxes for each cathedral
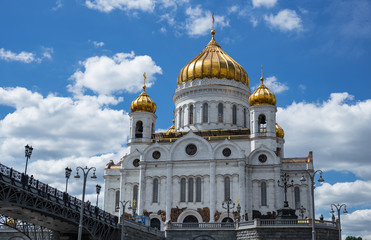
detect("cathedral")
[103,27,314,230]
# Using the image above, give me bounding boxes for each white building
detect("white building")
[103,29,315,230]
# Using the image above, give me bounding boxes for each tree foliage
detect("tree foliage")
[345,236,362,240]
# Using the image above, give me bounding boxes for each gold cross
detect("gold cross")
[133,199,137,205]
[212,13,215,31]
[143,72,146,86]
[237,198,240,204]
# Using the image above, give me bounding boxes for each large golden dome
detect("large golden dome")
[177,30,249,87]
[276,123,284,138]
[249,77,276,106]
[130,85,157,113]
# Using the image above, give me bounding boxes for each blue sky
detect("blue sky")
[0,0,370,238]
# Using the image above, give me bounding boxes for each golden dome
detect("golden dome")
[130,85,157,113]
[166,120,175,134]
[177,30,249,87]
[249,77,276,106]
[276,123,284,138]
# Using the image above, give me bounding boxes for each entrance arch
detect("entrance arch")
[183,215,199,223]
[150,218,161,230]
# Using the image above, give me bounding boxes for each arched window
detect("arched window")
[153,179,159,203]
[178,107,183,128]
[115,190,120,211]
[218,103,223,122]
[224,176,230,201]
[196,177,201,202]
[243,108,247,128]
[258,114,267,133]
[232,105,237,124]
[150,218,161,230]
[188,178,194,202]
[261,182,267,206]
[294,186,300,209]
[135,121,143,138]
[180,178,186,202]
[133,185,138,210]
[189,105,194,124]
[202,103,208,123]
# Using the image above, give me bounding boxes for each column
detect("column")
[166,163,173,222]
[274,166,281,209]
[138,163,146,215]
[209,161,216,222]
[247,168,253,220]
[238,161,246,220]
[119,170,126,218]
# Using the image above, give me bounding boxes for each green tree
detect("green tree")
[345,236,362,240]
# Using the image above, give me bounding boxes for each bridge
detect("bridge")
[0,163,164,240]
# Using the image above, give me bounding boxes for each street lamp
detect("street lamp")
[299,205,307,219]
[300,167,324,240]
[96,184,102,207]
[120,200,132,240]
[331,203,348,240]
[277,172,294,208]
[222,198,235,222]
[236,198,241,223]
[65,167,72,193]
[24,144,33,175]
[74,166,97,240]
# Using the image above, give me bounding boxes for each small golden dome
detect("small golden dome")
[249,77,276,106]
[276,123,284,138]
[130,85,157,113]
[166,120,175,134]
[177,30,249,87]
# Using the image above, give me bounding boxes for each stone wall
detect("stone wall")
[166,229,236,240]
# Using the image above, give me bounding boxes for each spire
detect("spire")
[211,13,216,38]
[260,64,264,83]
[143,72,147,91]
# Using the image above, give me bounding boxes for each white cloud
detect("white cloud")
[52,0,63,10]
[250,17,258,27]
[0,48,53,63]
[278,93,371,180]
[264,9,303,32]
[85,0,155,12]
[185,6,229,37]
[264,76,288,93]
[68,52,162,95]
[92,41,105,48]
[342,209,371,239]
[0,87,129,202]
[228,5,239,14]
[252,0,277,8]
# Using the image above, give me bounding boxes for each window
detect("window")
[294,186,300,209]
[202,103,208,123]
[189,105,194,124]
[224,177,230,201]
[261,182,267,206]
[196,177,201,202]
[115,190,120,211]
[151,123,155,138]
[180,178,186,202]
[218,103,223,122]
[243,108,247,128]
[258,114,267,133]
[232,105,237,124]
[133,185,138,210]
[188,178,194,202]
[153,179,159,203]
[178,107,183,127]
[135,121,143,138]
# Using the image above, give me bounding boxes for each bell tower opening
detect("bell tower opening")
[258,114,267,133]
[135,121,143,138]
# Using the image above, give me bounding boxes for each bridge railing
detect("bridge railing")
[0,163,118,226]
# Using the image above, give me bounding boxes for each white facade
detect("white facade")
[103,36,314,231]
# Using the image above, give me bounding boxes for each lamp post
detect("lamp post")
[222,198,235,222]
[120,200,132,240]
[65,167,72,193]
[331,203,348,240]
[299,205,306,219]
[236,198,241,223]
[300,168,324,240]
[96,184,102,207]
[277,172,294,208]
[24,145,33,175]
[74,166,97,240]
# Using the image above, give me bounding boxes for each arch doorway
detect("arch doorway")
[221,217,234,223]
[183,215,199,223]
[150,218,161,230]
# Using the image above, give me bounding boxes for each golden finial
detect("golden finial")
[260,64,264,83]
[211,13,216,37]
[143,72,147,90]
[237,198,240,204]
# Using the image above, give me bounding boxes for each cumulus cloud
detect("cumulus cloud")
[0,48,53,63]
[0,87,129,202]
[68,52,162,95]
[342,209,371,238]
[252,0,277,8]
[264,76,288,93]
[85,0,155,13]
[264,9,303,32]
[278,93,371,179]
[185,6,229,37]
